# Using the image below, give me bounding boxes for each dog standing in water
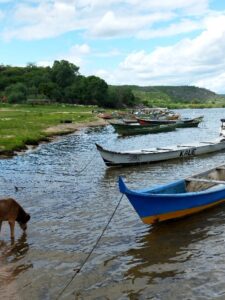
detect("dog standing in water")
[0,198,30,239]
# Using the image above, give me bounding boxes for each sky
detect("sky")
[1,0,225,93]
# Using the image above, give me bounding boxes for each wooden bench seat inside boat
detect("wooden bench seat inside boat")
[186,178,225,184]
[186,177,225,192]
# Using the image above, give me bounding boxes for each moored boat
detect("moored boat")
[96,139,225,166]
[137,116,204,127]
[109,121,177,136]
[119,164,225,224]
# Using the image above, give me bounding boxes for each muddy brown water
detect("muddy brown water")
[1,109,225,299]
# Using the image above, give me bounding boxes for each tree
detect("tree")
[85,76,108,105]
[51,60,79,89]
[5,83,27,103]
[107,86,136,108]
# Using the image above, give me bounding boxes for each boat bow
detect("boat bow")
[119,176,128,194]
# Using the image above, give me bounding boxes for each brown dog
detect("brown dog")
[0,198,30,239]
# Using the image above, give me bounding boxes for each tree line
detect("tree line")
[0,60,136,108]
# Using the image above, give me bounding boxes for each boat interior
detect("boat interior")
[186,165,225,192]
[144,165,225,194]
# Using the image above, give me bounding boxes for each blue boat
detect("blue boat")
[119,165,225,224]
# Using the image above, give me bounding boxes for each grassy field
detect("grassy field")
[0,103,102,155]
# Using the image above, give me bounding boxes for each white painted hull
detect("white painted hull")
[96,139,225,166]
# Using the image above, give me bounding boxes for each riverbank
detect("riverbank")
[0,104,108,157]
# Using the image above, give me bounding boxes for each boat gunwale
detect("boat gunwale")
[119,164,225,198]
[96,139,225,156]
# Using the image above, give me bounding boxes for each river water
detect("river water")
[1,108,225,299]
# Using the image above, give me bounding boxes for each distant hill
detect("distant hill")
[113,85,225,108]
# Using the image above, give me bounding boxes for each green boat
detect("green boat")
[136,115,204,128]
[109,121,177,136]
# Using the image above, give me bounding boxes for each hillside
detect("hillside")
[116,85,225,108]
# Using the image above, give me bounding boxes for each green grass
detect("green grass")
[0,103,100,154]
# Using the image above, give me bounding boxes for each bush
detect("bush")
[8,91,25,103]
[5,83,27,103]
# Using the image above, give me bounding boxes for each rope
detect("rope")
[75,152,97,175]
[0,152,97,191]
[56,194,124,299]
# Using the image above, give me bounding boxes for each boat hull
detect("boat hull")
[142,198,225,224]
[119,174,225,224]
[109,122,177,135]
[96,140,225,166]
[137,116,203,127]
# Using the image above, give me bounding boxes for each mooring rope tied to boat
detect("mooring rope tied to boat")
[56,194,124,299]
[75,151,97,174]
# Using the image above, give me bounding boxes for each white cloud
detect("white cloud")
[137,18,204,39]
[135,0,208,14]
[58,43,91,67]
[2,1,82,40]
[36,43,91,68]
[0,0,210,40]
[69,43,91,56]
[90,11,174,38]
[96,14,225,93]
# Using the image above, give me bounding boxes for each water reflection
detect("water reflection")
[124,204,225,284]
[1,109,225,298]
[0,233,31,288]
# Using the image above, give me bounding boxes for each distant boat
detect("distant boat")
[136,116,204,127]
[118,164,225,224]
[109,121,177,136]
[96,139,225,166]
[97,113,113,119]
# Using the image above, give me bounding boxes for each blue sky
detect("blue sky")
[1,0,225,93]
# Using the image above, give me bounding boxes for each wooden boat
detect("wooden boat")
[109,121,177,136]
[119,164,225,224]
[122,118,138,124]
[137,116,203,127]
[220,119,225,137]
[97,113,113,119]
[96,139,225,166]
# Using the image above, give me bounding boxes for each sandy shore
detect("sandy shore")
[0,118,108,158]
[44,118,108,135]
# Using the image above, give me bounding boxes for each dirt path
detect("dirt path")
[44,118,108,135]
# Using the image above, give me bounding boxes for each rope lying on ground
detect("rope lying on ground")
[56,194,124,299]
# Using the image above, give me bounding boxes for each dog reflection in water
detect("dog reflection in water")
[0,198,30,239]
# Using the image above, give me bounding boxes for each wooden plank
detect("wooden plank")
[156,147,175,151]
[186,177,225,184]
[141,150,158,153]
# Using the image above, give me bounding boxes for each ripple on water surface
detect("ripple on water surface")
[1,109,225,299]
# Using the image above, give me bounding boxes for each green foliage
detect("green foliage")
[131,85,225,108]
[107,86,136,108]
[5,82,27,103]
[0,60,136,108]
[51,60,79,90]
[2,60,223,108]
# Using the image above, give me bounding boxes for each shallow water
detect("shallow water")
[1,108,225,299]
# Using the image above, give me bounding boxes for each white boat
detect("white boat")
[220,119,225,137]
[96,139,225,167]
